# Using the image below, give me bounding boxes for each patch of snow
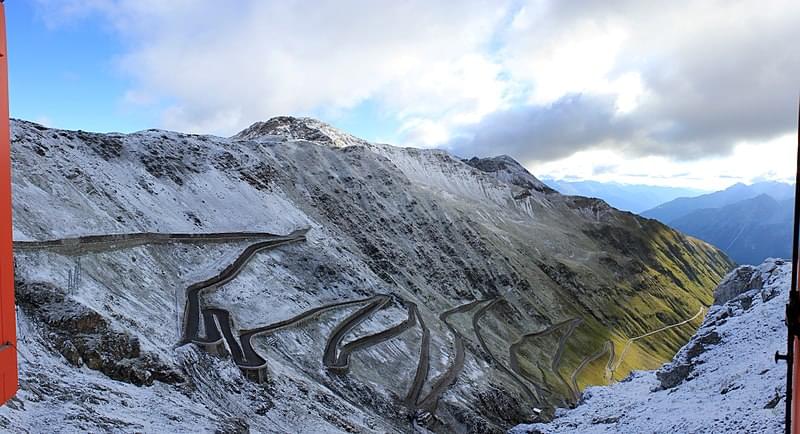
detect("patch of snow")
[12,227,31,241]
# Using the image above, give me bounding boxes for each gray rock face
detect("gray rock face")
[15,279,184,386]
[4,117,732,433]
[464,155,556,194]
[657,259,785,392]
[713,263,766,305]
[656,330,721,390]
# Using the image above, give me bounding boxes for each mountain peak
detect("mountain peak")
[464,155,555,194]
[724,182,748,191]
[232,116,369,148]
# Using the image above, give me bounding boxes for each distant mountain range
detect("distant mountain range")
[541,179,708,213]
[641,182,795,265]
[641,181,794,222]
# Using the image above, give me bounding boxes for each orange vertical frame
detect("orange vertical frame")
[794,336,800,433]
[0,0,18,405]
[793,99,800,434]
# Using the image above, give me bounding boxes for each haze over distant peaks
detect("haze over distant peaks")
[641,181,794,223]
[642,182,795,265]
[541,179,708,213]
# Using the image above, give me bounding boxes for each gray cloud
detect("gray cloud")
[450,0,800,162]
[449,94,632,161]
[36,0,800,163]
[633,17,799,158]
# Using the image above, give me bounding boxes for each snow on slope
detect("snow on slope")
[232,116,369,149]
[512,258,788,434]
[1,308,380,434]
[1,117,732,433]
[463,155,555,195]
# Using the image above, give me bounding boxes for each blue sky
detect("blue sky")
[8,1,404,141]
[7,2,153,133]
[8,1,800,190]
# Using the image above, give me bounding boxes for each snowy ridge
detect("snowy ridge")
[232,116,369,148]
[512,258,788,434]
[1,118,732,433]
[464,155,554,195]
[370,145,552,220]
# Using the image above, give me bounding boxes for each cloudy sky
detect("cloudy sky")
[9,0,800,189]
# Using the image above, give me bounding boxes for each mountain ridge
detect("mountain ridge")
[667,194,792,265]
[542,179,709,213]
[3,116,732,433]
[642,181,794,223]
[642,182,794,265]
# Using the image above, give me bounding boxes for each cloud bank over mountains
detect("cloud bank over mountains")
[36,0,800,169]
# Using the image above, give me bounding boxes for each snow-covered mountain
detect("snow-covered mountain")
[1,117,732,433]
[463,156,556,195]
[512,258,788,434]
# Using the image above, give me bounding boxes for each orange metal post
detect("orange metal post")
[793,100,800,434]
[0,0,18,405]
[794,337,800,433]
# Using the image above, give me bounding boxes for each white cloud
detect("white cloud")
[533,132,798,190]
[37,0,513,136]
[503,10,629,106]
[398,118,451,149]
[33,0,800,188]
[606,72,645,115]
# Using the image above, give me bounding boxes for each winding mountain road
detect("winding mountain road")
[181,229,310,346]
[404,304,431,409]
[15,229,708,420]
[14,231,288,255]
[608,306,706,380]
[414,299,486,414]
[550,318,582,401]
[323,298,418,374]
[569,341,613,401]
[474,298,541,403]
[509,317,582,402]
[168,230,464,414]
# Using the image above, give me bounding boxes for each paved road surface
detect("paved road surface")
[473,298,541,404]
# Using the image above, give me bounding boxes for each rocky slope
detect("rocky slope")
[1,117,731,433]
[513,258,788,433]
